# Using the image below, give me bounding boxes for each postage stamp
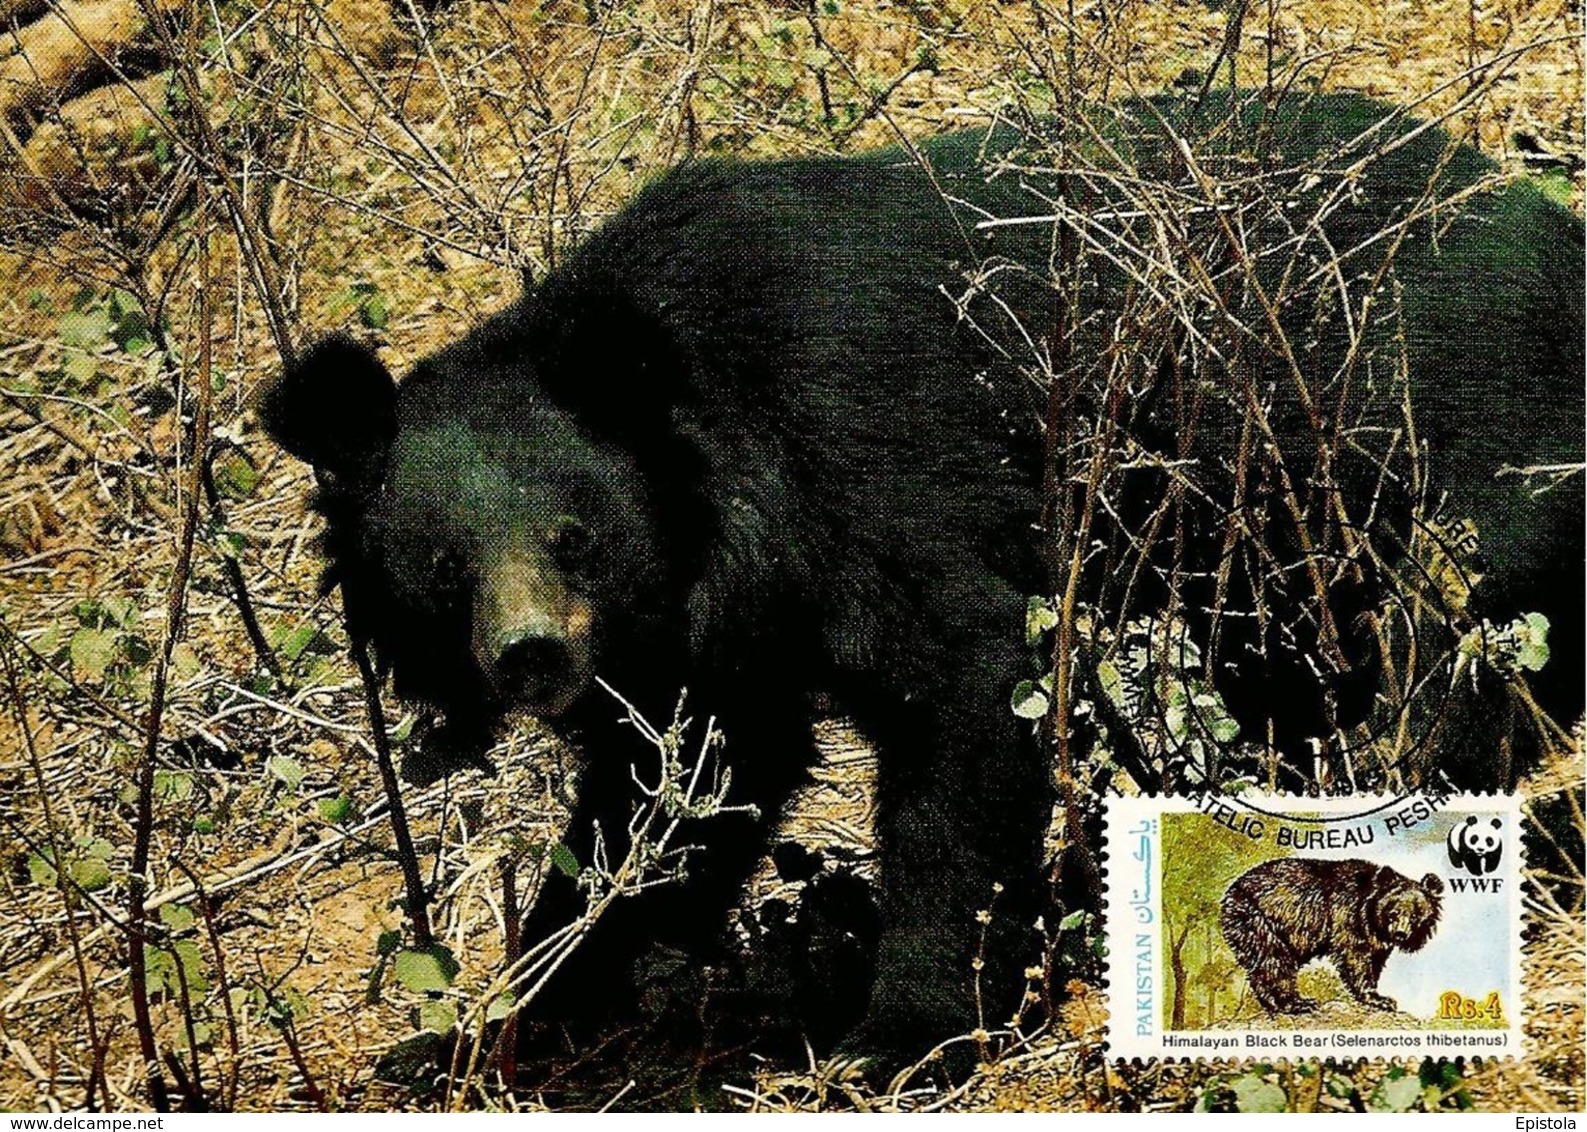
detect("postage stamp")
[1104,792,1525,1061]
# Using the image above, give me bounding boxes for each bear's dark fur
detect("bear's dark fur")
[258,92,1582,1061]
[1220,857,1443,1014]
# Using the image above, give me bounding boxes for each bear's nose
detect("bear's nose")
[494,633,571,704]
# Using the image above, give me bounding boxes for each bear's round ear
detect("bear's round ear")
[256,334,396,490]
[1420,873,1444,894]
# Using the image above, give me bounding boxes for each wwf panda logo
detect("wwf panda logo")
[1447,816,1504,876]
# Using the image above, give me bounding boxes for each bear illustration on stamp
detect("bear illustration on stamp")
[1104,793,1523,1061]
[1219,858,1443,1015]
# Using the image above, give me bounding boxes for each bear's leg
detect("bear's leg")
[1337,947,1395,1012]
[1222,898,1311,1014]
[838,577,1050,1065]
[518,684,813,1031]
[1251,942,1313,1015]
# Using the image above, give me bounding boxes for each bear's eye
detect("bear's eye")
[549,516,592,572]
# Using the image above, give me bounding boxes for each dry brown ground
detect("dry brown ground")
[0,0,1580,1112]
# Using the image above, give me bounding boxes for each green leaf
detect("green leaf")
[169,643,202,684]
[377,930,403,957]
[265,755,305,790]
[26,852,57,887]
[1369,1069,1423,1113]
[1534,171,1574,207]
[1516,611,1550,672]
[1058,909,1086,932]
[1231,1074,1288,1113]
[75,836,112,860]
[1010,679,1049,720]
[160,903,196,934]
[69,855,112,892]
[417,999,457,1034]
[1025,596,1059,645]
[1420,1059,1462,1091]
[61,350,99,386]
[276,985,309,1024]
[245,982,309,1029]
[172,940,209,996]
[1324,1072,1357,1099]
[32,623,63,658]
[550,842,580,879]
[1164,703,1187,742]
[1096,659,1124,706]
[154,769,194,803]
[326,281,376,318]
[31,837,118,893]
[145,940,209,999]
[211,453,259,499]
[69,627,121,682]
[59,308,110,348]
[485,993,515,1023]
[360,292,391,330]
[275,623,334,663]
[109,288,139,317]
[394,946,459,994]
[318,795,354,824]
[173,1020,213,1051]
[192,815,215,834]
[111,310,152,354]
[1208,713,1240,743]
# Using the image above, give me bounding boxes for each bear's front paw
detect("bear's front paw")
[401,715,498,785]
[1361,992,1397,1012]
[1285,995,1319,1014]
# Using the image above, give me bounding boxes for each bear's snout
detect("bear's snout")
[482,620,593,718]
[471,545,595,717]
[495,632,573,705]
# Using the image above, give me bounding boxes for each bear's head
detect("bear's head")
[1369,868,1443,952]
[257,335,667,748]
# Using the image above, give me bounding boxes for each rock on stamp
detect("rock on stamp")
[1104,793,1524,1061]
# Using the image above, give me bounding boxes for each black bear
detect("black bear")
[1220,857,1444,1014]
[258,92,1582,1062]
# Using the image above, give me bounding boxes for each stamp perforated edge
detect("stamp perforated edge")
[1100,792,1527,1064]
